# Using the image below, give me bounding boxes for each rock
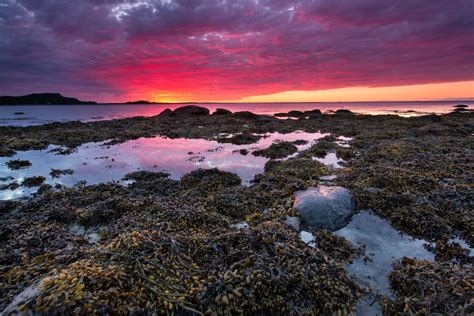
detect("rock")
[300,231,317,247]
[172,105,209,116]
[453,104,468,108]
[13,112,25,115]
[284,216,300,231]
[213,108,232,115]
[158,108,173,116]
[304,109,322,116]
[294,186,355,231]
[287,110,305,118]
[217,133,261,145]
[21,176,46,187]
[233,111,259,119]
[252,141,298,159]
[453,108,472,113]
[335,109,353,115]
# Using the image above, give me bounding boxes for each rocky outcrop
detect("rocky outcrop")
[158,108,173,117]
[213,108,232,115]
[173,105,209,116]
[335,109,353,115]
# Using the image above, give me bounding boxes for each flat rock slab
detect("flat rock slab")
[294,186,355,231]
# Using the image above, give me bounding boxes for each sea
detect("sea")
[0,101,472,127]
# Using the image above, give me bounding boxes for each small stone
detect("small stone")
[284,216,300,231]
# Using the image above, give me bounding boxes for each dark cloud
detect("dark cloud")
[0,0,472,101]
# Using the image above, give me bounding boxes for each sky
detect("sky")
[0,0,473,103]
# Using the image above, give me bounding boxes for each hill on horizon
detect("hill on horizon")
[0,93,97,105]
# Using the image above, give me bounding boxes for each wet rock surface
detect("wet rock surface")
[294,186,355,231]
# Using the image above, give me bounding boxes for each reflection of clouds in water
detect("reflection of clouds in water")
[0,131,327,200]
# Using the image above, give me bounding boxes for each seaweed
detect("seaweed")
[5,159,32,170]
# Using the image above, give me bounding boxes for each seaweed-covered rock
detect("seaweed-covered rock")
[287,110,305,118]
[304,109,322,116]
[294,186,355,231]
[173,105,209,116]
[158,108,173,117]
[213,108,232,115]
[49,168,74,178]
[0,147,16,157]
[123,170,170,182]
[21,176,46,187]
[384,257,473,314]
[335,109,353,115]
[5,159,31,170]
[181,168,241,189]
[217,133,261,145]
[232,111,259,119]
[253,141,298,159]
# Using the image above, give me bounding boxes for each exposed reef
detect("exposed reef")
[0,106,473,314]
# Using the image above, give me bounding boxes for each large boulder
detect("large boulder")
[293,186,355,231]
[173,105,209,116]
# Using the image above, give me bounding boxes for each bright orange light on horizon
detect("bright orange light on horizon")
[234,81,474,103]
[144,80,474,103]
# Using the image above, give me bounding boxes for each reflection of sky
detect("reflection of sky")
[0,131,327,200]
[314,153,344,168]
[0,101,472,126]
[335,211,434,296]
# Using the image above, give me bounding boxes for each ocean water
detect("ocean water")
[0,101,472,127]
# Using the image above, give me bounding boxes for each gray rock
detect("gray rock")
[293,186,355,231]
[284,216,300,231]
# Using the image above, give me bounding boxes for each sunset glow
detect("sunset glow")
[1,1,473,103]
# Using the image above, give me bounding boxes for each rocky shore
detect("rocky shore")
[0,106,473,314]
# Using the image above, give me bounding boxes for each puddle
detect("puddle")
[334,210,434,296]
[336,136,353,148]
[0,131,328,200]
[313,152,344,168]
[299,231,317,247]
